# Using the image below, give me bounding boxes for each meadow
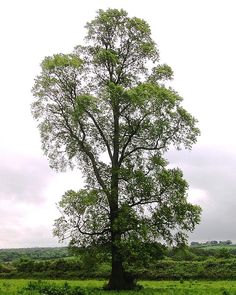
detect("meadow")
[1,245,236,294]
[1,279,236,295]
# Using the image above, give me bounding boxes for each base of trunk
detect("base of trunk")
[105,271,139,290]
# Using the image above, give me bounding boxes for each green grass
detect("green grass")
[2,279,236,294]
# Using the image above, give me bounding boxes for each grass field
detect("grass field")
[1,279,236,294]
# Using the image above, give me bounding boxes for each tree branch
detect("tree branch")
[120,118,182,162]
[76,222,110,236]
[119,113,150,166]
[85,110,113,161]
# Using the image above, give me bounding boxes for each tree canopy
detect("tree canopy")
[32,8,201,290]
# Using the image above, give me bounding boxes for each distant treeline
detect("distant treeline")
[191,240,233,247]
[0,247,70,263]
[1,244,236,280]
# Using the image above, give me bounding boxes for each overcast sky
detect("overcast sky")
[1,0,236,248]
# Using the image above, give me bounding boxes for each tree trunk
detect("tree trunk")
[107,232,126,289]
[106,231,135,290]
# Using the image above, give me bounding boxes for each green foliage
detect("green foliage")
[0,247,70,263]
[216,248,231,259]
[41,54,82,71]
[4,244,236,281]
[7,254,236,281]
[23,281,85,295]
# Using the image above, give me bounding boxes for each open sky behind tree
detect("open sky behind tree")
[0,0,236,248]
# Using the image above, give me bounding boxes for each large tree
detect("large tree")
[32,9,201,290]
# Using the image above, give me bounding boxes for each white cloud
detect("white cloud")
[188,188,209,205]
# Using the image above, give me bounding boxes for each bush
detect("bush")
[24,280,86,295]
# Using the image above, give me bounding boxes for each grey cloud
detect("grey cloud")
[167,145,236,242]
[0,151,54,204]
[0,225,60,248]
[19,226,60,248]
[0,150,84,248]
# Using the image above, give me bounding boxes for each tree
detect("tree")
[32,8,201,290]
